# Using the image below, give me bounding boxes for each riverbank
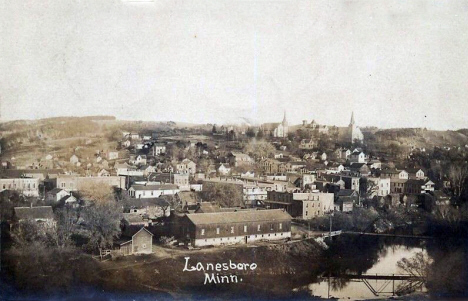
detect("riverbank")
[1,239,325,300]
[95,239,324,299]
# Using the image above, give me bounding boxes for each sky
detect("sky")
[1,0,468,130]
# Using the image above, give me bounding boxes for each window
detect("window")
[257,225,261,231]
[142,244,147,249]
[244,225,247,232]
[279,223,282,230]
[306,211,308,216]
[216,228,220,234]
[201,229,205,235]
[230,227,234,234]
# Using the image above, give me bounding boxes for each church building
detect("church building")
[348,112,364,143]
[261,111,289,138]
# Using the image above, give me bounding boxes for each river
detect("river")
[300,233,468,300]
[1,234,466,300]
[307,240,427,299]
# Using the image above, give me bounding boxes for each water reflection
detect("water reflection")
[308,235,428,300]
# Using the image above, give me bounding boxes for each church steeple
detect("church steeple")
[282,110,288,126]
[350,111,355,126]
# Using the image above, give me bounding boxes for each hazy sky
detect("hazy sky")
[1,0,468,129]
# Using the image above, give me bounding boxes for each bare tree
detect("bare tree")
[448,164,468,199]
[53,207,80,248]
[78,181,115,204]
[397,251,432,278]
[396,251,432,294]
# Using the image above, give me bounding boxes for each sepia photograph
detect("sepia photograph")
[1,1,468,300]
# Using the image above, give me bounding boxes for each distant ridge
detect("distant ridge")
[39,116,116,122]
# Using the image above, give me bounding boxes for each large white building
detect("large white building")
[367,177,391,197]
[128,184,180,198]
[56,175,126,191]
[0,177,40,197]
[293,192,335,219]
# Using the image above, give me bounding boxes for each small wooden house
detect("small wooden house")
[118,227,153,256]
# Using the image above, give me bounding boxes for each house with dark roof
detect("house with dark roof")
[349,163,371,176]
[182,209,291,247]
[13,206,56,229]
[45,188,70,203]
[337,189,359,203]
[406,168,426,180]
[228,152,254,167]
[124,197,171,218]
[122,213,151,227]
[381,169,409,180]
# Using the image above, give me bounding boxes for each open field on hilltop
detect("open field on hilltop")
[159,134,214,142]
[0,135,119,168]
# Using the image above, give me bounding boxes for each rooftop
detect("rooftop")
[187,209,291,225]
[14,206,54,220]
[130,184,178,191]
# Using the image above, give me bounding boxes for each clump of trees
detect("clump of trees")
[307,208,380,232]
[243,139,276,160]
[6,215,98,292]
[202,182,244,207]
[78,182,123,250]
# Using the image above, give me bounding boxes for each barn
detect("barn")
[118,227,153,256]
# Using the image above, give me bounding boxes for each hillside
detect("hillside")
[369,128,468,149]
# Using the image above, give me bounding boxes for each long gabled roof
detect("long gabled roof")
[130,184,178,191]
[186,209,291,225]
[125,197,170,208]
[14,206,54,220]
